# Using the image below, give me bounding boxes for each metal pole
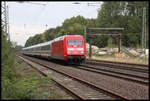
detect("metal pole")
[89,39,92,59]
[119,35,121,52]
[144,7,146,53]
[118,36,120,53]
[7,5,10,40]
[142,7,146,53]
[1,2,9,40]
[45,24,48,30]
[4,2,7,38]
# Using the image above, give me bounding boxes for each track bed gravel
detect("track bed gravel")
[81,64,148,79]
[19,55,120,99]
[22,55,149,99]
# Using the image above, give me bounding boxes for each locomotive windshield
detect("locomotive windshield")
[67,39,83,45]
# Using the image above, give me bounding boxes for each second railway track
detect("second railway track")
[77,63,149,85]
[85,59,148,73]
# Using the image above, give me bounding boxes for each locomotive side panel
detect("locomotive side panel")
[63,37,67,60]
[51,40,64,60]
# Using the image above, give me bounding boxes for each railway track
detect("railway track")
[85,59,148,73]
[17,55,123,100]
[17,54,149,99]
[77,64,149,85]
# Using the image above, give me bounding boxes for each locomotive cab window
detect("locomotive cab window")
[67,39,83,45]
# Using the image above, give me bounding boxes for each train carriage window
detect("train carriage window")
[44,46,46,50]
[38,44,51,51]
[49,44,51,50]
[47,45,49,50]
[45,45,47,50]
[43,46,45,50]
[41,46,44,51]
[43,45,46,51]
[43,46,45,51]
[49,45,51,50]
[37,47,40,51]
[39,46,41,51]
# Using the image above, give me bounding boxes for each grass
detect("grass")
[2,56,62,100]
[93,53,115,57]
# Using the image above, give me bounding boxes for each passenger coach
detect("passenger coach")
[22,35,86,64]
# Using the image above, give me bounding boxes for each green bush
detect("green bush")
[12,76,39,99]
[2,28,16,99]
[2,28,52,99]
[12,76,52,99]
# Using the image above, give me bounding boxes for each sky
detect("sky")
[6,1,102,46]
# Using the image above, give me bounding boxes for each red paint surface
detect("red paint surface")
[51,35,86,60]
[24,35,86,60]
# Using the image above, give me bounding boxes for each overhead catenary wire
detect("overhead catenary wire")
[21,2,48,36]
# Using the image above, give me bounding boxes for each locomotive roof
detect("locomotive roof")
[23,35,83,50]
[53,35,83,42]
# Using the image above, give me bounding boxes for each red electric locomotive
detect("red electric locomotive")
[22,34,86,64]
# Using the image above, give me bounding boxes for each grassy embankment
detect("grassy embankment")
[2,55,63,99]
[2,29,62,99]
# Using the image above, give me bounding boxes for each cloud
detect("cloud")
[7,2,102,46]
[9,23,45,46]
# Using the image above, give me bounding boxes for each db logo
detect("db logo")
[73,45,77,48]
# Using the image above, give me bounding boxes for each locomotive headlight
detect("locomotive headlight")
[77,48,83,51]
[80,51,84,54]
[68,51,72,54]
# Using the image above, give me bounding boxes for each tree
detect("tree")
[44,28,56,41]
[96,1,149,48]
[60,15,87,35]
[24,1,149,48]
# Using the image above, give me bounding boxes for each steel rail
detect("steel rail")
[19,54,128,100]
[85,60,148,73]
[18,55,85,100]
[76,65,148,85]
[86,59,148,67]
